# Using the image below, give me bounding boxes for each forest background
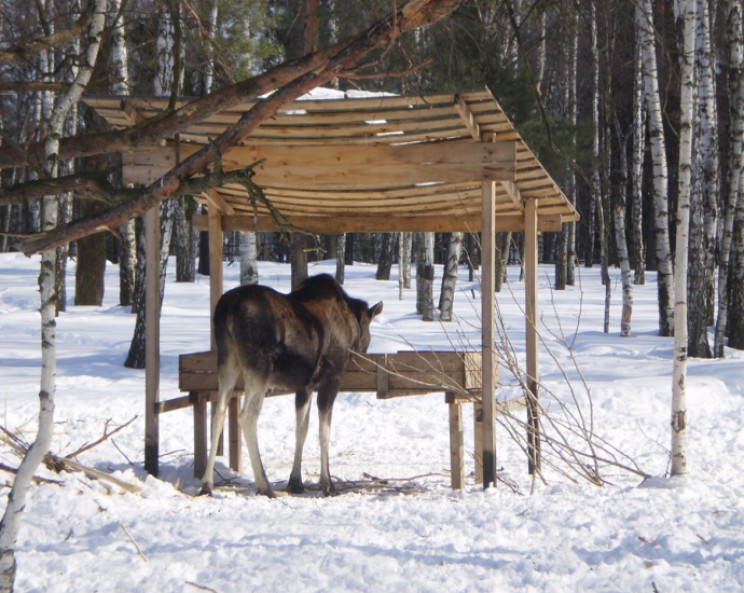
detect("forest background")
[1,0,744,357]
[0,0,743,588]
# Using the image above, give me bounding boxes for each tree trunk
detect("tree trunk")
[416,232,435,320]
[239,230,259,285]
[335,233,346,284]
[375,232,395,280]
[614,126,634,337]
[639,0,674,337]
[74,197,106,305]
[671,0,696,478]
[0,2,105,589]
[439,232,462,321]
[290,233,307,290]
[716,0,744,355]
[400,232,412,289]
[124,200,175,368]
[591,0,611,333]
[631,27,647,286]
[174,197,196,282]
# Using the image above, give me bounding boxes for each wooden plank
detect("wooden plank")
[454,94,481,139]
[525,197,540,474]
[448,399,465,490]
[144,206,160,477]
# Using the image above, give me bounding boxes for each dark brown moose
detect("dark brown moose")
[201,274,383,498]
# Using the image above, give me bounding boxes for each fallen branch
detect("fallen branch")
[0,462,63,486]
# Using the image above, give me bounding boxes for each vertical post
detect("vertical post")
[524,197,541,473]
[446,394,464,490]
[481,180,498,488]
[144,206,161,476]
[207,203,229,458]
[207,203,224,350]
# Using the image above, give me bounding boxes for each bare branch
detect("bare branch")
[17,0,466,256]
[0,10,93,66]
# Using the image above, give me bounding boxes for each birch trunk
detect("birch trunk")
[416,232,435,320]
[592,0,611,333]
[614,125,634,337]
[723,0,744,351]
[335,234,346,284]
[697,0,719,328]
[638,0,674,337]
[439,232,462,321]
[126,5,181,365]
[716,0,744,355]
[0,2,105,589]
[239,230,259,285]
[632,28,647,286]
[671,0,697,477]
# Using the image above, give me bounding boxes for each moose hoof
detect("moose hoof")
[320,481,337,497]
[256,487,277,499]
[287,479,305,495]
[200,483,213,497]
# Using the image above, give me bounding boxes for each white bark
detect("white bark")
[0,2,106,589]
[439,232,463,321]
[632,23,647,285]
[671,0,697,477]
[716,0,744,355]
[638,0,674,336]
[239,231,259,285]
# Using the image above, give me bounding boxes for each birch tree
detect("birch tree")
[0,2,106,589]
[631,27,647,286]
[671,0,696,477]
[716,0,744,355]
[125,4,181,368]
[110,0,137,306]
[638,0,674,337]
[723,0,744,351]
[439,231,463,321]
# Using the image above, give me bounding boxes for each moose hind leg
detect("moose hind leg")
[238,373,274,498]
[201,358,240,495]
[317,379,340,496]
[288,388,311,494]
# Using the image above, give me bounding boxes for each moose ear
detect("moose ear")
[369,301,383,318]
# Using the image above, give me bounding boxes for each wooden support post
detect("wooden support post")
[207,202,224,350]
[447,394,464,490]
[228,394,242,472]
[480,179,498,488]
[525,197,541,474]
[473,401,484,485]
[144,206,160,476]
[193,393,207,479]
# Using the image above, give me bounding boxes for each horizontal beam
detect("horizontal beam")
[122,140,516,189]
[192,212,564,233]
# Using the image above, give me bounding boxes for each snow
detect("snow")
[1,252,744,592]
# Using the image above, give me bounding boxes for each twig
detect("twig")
[66,415,137,458]
[186,582,220,593]
[118,521,148,562]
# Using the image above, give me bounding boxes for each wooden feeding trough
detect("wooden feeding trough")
[88,88,578,489]
[168,349,502,490]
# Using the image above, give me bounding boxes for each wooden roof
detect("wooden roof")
[87,88,578,233]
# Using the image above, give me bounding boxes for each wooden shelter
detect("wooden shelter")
[89,88,578,488]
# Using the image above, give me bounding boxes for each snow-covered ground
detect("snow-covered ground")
[1,252,743,592]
